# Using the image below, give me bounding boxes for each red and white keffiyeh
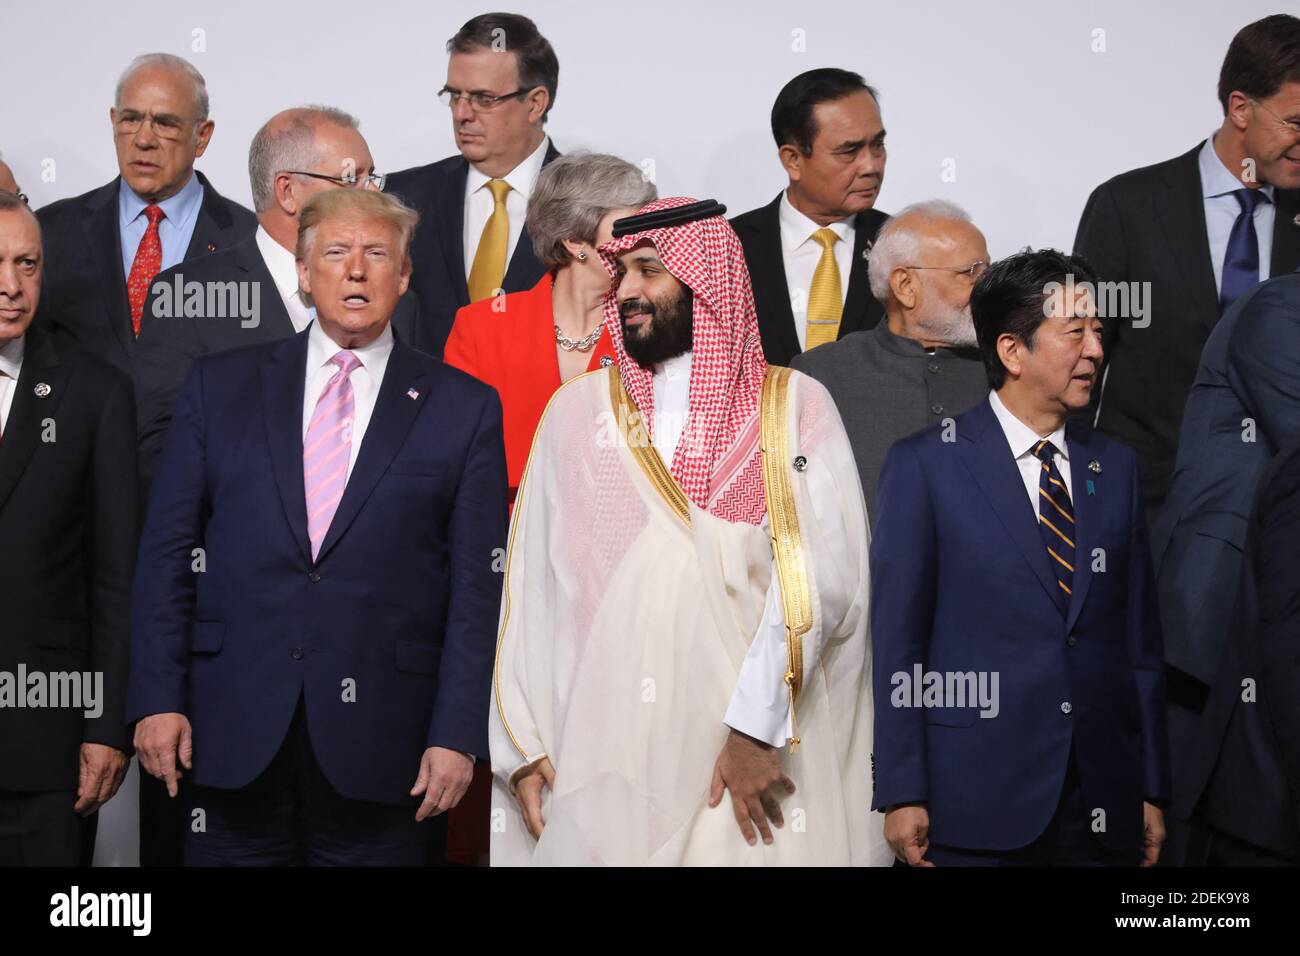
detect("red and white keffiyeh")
[598,196,769,525]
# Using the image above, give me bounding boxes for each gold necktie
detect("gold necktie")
[804,227,843,350]
[467,179,511,302]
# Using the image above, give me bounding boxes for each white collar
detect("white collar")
[1199,132,1276,202]
[466,135,550,200]
[254,224,303,303]
[653,350,693,382]
[0,333,24,380]
[305,317,393,374]
[779,189,853,254]
[988,389,1069,460]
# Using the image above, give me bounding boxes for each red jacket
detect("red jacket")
[443,273,616,502]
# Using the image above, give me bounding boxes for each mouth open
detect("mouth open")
[342,294,370,308]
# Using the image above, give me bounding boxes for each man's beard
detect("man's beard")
[620,285,694,368]
[916,301,978,349]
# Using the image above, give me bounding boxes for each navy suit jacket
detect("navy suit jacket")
[870,397,1170,852]
[1152,270,1300,688]
[386,141,561,357]
[126,328,508,806]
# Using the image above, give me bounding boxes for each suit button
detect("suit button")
[1066,634,1077,647]
[291,647,304,660]
[308,572,321,583]
[1060,701,1073,715]
[927,361,940,373]
[930,402,944,415]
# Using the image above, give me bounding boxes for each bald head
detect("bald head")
[867,200,989,349]
[248,106,374,251]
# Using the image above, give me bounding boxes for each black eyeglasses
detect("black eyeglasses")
[282,170,386,191]
[437,86,536,111]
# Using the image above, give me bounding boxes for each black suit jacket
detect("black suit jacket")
[1074,142,1300,513]
[731,193,889,367]
[386,141,561,357]
[1177,439,1300,860]
[134,234,430,492]
[0,327,137,791]
[35,171,257,375]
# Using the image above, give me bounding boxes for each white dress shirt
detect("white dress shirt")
[463,136,550,278]
[256,225,314,333]
[649,351,793,746]
[301,320,393,481]
[0,334,24,436]
[989,390,1073,513]
[779,189,855,353]
[1199,132,1276,295]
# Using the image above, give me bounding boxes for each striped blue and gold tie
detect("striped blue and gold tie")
[1033,439,1074,612]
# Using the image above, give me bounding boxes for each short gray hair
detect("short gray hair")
[527,152,657,268]
[867,199,973,304]
[115,53,210,123]
[248,106,360,214]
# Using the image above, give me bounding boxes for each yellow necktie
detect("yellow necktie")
[804,227,843,350]
[467,179,511,302]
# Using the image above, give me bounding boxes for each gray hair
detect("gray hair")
[867,199,973,304]
[115,53,210,123]
[248,106,360,214]
[527,152,657,268]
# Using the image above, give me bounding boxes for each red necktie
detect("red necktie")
[127,204,165,337]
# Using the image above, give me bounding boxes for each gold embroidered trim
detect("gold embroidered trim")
[609,369,691,528]
[760,366,812,753]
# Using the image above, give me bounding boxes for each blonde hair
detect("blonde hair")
[295,188,419,271]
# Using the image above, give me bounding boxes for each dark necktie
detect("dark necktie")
[1219,187,1270,314]
[1033,439,1074,613]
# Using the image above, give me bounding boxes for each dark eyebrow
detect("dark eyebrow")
[835,139,868,152]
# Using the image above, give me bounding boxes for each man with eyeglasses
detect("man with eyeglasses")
[387,12,561,356]
[790,201,990,523]
[135,106,430,495]
[35,53,255,377]
[1075,13,1300,867]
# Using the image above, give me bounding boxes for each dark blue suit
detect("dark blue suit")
[870,398,1170,856]
[126,328,507,820]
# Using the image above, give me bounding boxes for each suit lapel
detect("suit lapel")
[1065,425,1100,632]
[81,180,133,359]
[435,158,470,305]
[0,330,69,514]
[1157,145,1227,332]
[1271,188,1300,276]
[314,342,431,563]
[502,140,561,293]
[840,209,884,336]
[261,332,313,565]
[752,194,800,363]
[238,239,296,340]
[959,400,1060,608]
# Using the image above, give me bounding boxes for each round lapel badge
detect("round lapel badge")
[34,382,51,398]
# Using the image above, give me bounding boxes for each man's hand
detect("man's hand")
[74,743,128,816]
[513,757,556,840]
[884,803,934,866]
[1141,801,1165,867]
[410,746,474,821]
[708,729,795,846]
[133,712,193,798]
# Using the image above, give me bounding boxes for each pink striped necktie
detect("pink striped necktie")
[304,349,362,560]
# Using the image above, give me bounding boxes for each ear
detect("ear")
[109,105,118,127]
[889,266,917,310]
[778,144,804,182]
[295,256,311,299]
[193,119,215,158]
[996,332,1022,380]
[527,87,550,124]
[559,237,587,262]
[1223,90,1252,135]
[398,258,411,297]
[276,172,300,217]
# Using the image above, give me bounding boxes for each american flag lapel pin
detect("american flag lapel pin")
[406,387,420,401]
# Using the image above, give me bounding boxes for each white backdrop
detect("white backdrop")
[4,0,1282,865]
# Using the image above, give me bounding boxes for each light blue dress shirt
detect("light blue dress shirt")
[1199,133,1276,295]
[117,172,205,278]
